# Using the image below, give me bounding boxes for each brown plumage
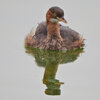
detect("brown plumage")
[25,6,84,50]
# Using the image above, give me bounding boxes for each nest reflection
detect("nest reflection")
[25,47,84,95]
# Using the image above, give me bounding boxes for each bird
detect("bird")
[25,6,84,50]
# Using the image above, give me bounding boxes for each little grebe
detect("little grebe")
[25,6,84,50]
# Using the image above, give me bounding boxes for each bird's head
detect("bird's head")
[46,6,67,24]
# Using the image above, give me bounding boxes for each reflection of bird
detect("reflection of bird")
[25,47,84,95]
[25,6,84,50]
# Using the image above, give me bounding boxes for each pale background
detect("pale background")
[0,0,100,100]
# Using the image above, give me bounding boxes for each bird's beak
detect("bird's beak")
[57,17,67,23]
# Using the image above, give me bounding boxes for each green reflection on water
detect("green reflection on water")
[25,47,84,96]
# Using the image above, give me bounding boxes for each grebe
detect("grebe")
[25,6,84,50]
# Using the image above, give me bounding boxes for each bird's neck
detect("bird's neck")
[46,10,60,37]
[46,21,60,37]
